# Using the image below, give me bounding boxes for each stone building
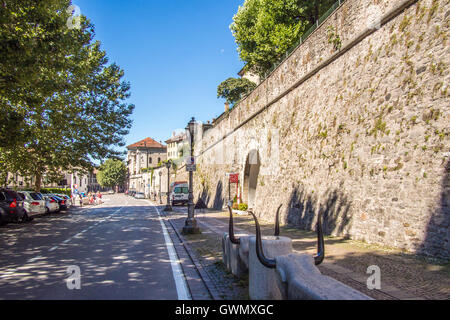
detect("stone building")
[126,137,167,193]
[238,67,261,85]
[165,131,187,161]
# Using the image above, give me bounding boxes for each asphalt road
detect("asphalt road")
[0,194,189,300]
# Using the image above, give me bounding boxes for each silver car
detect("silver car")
[18,191,47,216]
[41,194,60,213]
[134,192,145,199]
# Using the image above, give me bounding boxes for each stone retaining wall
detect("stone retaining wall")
[183,0,449,259]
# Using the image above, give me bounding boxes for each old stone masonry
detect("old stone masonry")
[180,0,449,259]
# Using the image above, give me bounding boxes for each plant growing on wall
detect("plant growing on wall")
[327,26,342,51]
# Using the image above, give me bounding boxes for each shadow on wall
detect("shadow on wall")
[418,160,450,259]
[212,180,224,210]
[196,187,210,209]
[286,185,353,237]
[196,180,225,210]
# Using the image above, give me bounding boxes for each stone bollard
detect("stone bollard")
[249,236,292,300]
[222,233,230,270]
[239,236,250,269]
[222,233,249,277]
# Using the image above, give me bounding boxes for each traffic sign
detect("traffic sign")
[229,173,239,183]
[186,157,196,165]
[186,164,197,172]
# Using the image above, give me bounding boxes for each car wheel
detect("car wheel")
[21,212,33,223]
[18,212,29,223]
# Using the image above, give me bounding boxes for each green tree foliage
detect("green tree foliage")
[217,77,257,105]
[97,159,127,189]
[230,0,336,75]
[0,0,135,191]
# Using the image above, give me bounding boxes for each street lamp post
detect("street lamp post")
[163,160,173,211]
[159,171,162,204]
[183,117,201,234]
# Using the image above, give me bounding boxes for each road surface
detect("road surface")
[0,194,190,300]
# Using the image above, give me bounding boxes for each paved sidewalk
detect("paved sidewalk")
[166,206,449,300]
[166,212,248,300]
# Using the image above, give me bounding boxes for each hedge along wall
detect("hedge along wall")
[192,0,449,258]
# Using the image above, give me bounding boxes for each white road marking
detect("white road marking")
[27,255,43,263]
[152,203,191,300]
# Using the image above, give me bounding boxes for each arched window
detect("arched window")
[149,157,152,164]
[158,157,161,163]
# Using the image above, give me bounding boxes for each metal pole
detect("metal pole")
[183,119,200,234]
[228,175,231,205]
[159,172,162,204]
[164,165,172,211]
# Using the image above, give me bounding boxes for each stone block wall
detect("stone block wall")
[186,0,449,259]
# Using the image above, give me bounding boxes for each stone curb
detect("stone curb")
[161,217,212,300]
[164,215,223,301]
[147,202,223,300]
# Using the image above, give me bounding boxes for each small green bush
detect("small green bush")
[40,188,72,196]
[238,203,248,211]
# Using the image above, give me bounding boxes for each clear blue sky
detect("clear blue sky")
[75,0,244,149]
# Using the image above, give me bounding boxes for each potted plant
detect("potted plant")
[232,202,248,215]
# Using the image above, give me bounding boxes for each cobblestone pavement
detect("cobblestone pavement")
[168,206,449,300]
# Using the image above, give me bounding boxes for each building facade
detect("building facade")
[4,170,96,194]
[127,137,167,194]
[165,131,188,162]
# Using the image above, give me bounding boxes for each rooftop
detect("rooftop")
[165,132,187,144]
[127,137,166,150]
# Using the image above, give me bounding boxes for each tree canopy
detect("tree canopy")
[97,159,127,189]
[230,0,336,76]
[217,77,257,105]
[0,0,134,191]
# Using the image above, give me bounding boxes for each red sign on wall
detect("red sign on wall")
[229,173,239,183]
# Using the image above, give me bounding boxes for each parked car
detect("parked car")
[0,189,29,224]
[170,183,189,206]
[17,191,47,216]
[50,195,68,211]
[41,194,60,213]
[134,192,145,199]
[55,194,72,207]
[42,194,67,212]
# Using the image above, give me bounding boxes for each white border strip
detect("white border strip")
[152,203,191,300]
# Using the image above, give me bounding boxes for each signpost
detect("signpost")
[186,156,196,172]
[186,164,196,172]
[227,173,239,204]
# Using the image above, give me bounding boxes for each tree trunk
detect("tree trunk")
[34,171,42,193]
[314,2,320,23]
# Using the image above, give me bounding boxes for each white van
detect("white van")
[170,183,189,206]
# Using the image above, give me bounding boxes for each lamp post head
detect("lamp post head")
[186,117,196,137]
[165,160,172,169]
